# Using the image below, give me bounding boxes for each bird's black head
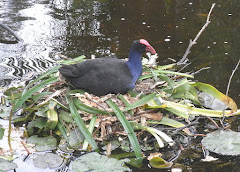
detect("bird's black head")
[131,39,156,55]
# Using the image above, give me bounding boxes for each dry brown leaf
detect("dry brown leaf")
[141,112,163,121]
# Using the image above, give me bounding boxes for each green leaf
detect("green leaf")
[148,116,185,128]
[24,66,59,92]
[192,82,238,111]
[0,105,11,118]
[0,158,17,171]
[106,99,143,164]
[13,77,58,112]
[33,152,63,169]
[67,96,99,152]
[71,152,130,172]
[57,119,69,142]
[172,83,201,105]
[73,98,110,115]
[46,109,58,130]
[124,93,156,111]
[147,98,240,118]
[202,130,240,156]
[0,127,4,140]
[27,135,57,151]
[149,157,173,169]
[58,55,85,65]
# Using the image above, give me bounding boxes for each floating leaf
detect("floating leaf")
[27,118,46,130]
[27,135,57,151]
[71,152,130,172]
[149,157,173,169]
[192,82,237,111]
[202,130,240,156]
[0,158,17,171]
[33,152,63,169]
[0,105,11,118]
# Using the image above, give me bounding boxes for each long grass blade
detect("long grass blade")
[124,93,156,111]
[106,99,143,164]
[73,98,110,115]
[67,96,99,152]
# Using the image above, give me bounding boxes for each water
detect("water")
[1,0,240,171]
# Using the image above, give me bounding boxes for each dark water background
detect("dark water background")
[1,0,240,105]
[1,0,240,171]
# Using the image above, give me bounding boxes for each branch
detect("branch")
[226,58,240,96]
[178,3,216,64]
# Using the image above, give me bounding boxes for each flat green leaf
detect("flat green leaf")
[202,130,240,156]
[33,152,63,169]
[59,110,73,123]
[192,82,237,111]
[0,158,17,171]
[27,118,46,129]
[172,83,201,105]
[71,152,130,172]
[13,77,58,112]
[107,99,143,164]
[27,135,57,151]
[149,157,173,169]
[0,105,11,118]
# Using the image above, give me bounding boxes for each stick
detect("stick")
[226,58,240,96]
[178,3,216,64]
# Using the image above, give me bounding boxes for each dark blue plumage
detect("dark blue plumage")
[59,39,156,96]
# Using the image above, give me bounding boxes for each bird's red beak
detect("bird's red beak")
[140,39,157,55]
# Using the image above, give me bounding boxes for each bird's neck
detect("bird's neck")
[127,50,143,84]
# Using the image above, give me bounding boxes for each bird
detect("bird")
[59,39,156,96]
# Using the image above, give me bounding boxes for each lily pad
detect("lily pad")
[202,130,240,156]
[0,105,11,118]
[0,158,17,171]
[71,152,130,172]
[33,152,63,169]
[27,135,57,151]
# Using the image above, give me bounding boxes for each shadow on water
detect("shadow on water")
[1,0,240,171]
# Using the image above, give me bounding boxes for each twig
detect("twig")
[226,58,240,96]
[192,67,211,75]
[178,3,216,64]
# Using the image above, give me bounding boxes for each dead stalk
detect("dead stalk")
[178,3,216,64]
[226,58,240,96]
